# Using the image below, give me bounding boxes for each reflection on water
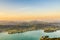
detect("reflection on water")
[0,30,60,40]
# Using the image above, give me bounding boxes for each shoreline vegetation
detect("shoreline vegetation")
[40,36,60,40]
[7,27,59,34]
[0,21,60,34]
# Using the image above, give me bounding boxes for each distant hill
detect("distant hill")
[0,20,59,34]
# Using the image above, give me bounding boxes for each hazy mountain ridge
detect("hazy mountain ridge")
[0,21,60,27]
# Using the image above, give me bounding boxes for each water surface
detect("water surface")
[0,30,60,40]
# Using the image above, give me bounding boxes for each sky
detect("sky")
[0,0,60,21]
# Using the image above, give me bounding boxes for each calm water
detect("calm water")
[0,30,60,40]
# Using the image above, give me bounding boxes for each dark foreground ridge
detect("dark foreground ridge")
[40,36,60,40]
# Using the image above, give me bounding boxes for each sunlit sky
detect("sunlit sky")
[0,0,60,21]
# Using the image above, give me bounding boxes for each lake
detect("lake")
[0,30,60,40]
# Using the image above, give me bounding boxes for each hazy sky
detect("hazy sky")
[0,0,60,21]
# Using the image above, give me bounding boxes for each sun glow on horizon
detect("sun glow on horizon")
[0,0,60,21]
